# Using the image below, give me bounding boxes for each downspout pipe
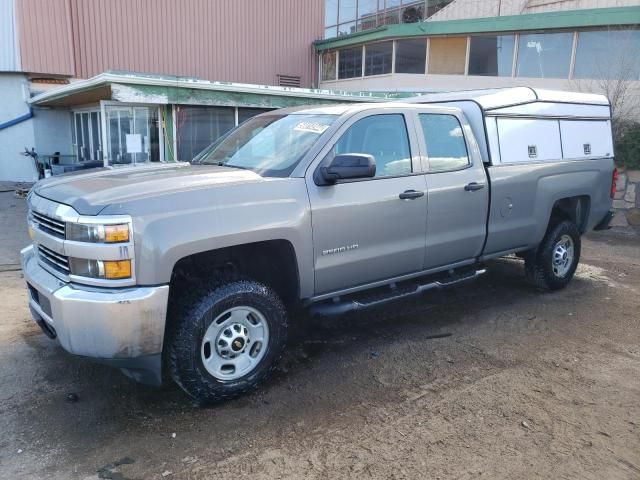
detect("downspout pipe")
[0,108,33,131]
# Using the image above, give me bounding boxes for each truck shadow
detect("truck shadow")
[16,256,561,408]
[6,256,603,473]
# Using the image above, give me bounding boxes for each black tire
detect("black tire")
[166,279,287,404]
[525,219,581,291]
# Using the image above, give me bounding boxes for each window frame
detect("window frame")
[573,27,640,81]
[310,109,424,185]
[413,110,473,174]
[467,33,516,77]
[515,30,575,79]
[394,38,427,74]
[427,35,469,75]
[338,45,364,79]
[364,40,394,76]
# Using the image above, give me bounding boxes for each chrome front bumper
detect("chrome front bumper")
[21,245,169,384]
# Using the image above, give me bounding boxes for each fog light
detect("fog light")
[104,260,131,279]
[69,258,132,279]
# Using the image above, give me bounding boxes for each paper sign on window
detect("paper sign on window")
[126,134,143,153]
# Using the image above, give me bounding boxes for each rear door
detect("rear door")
[306,110,428,295]
[415,111,489,269]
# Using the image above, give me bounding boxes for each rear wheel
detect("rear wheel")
[525,220,581,291]
[166,279,287,404]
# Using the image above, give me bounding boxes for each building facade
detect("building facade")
[1,0,638,182]
[0,0,326,181]
[316,1,640,97]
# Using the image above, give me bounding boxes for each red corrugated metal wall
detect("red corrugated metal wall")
[17,0,75,75]
[17,0,323,87]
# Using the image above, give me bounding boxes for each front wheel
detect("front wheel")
[166,279,287,404]
[525,220,581,291]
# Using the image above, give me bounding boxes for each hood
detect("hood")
[34,163,264,215]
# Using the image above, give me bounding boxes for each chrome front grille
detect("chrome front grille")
[38,244,70,275]
[31,210,65,239]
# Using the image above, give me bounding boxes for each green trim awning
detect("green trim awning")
[314,6,640,51]
[30,71,417,107]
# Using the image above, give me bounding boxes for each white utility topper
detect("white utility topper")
[406,87,613,166]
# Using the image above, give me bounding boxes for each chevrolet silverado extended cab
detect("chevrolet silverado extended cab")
[22,88,616,403]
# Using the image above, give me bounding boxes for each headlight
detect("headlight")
[66,223,129,243]
[69,258,132,279]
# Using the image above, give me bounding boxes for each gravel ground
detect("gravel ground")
[0,192,638,479]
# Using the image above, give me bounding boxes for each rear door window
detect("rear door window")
[419,114,470,172]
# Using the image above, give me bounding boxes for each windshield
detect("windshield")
[194,113,337,176]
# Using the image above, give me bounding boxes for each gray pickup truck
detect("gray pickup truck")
[22,88,616,403]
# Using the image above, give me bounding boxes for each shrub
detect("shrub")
[615,122,640,169]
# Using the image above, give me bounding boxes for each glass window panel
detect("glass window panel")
[383,6,401,25]
[196,114,337,177]
[176,106,235,162]
[119,113,132,164]
[468,35,515,77]
[332,114,412,177]
[324,25,337,39]
[395,39,426,74]
[359,0,378,17]
[419,114,469,172]
[338,46,363,78]
[105,109,132,165]
[339,0,357,23]
[90,112,100,161]
[132,107,150,163]
[81,113,90,161]
[148,109,160,163]
[322,51,337,81]
[237,108,273,125]
[428,37,467,75]
[74,114,82,161]
[325,0,338,27]
[337,21,357,36]
[108,114,120,164]
[365,41,393,76]
[516,32,573,79]
[401,2,424,23]
[426,0,453,18]
[574,29,640,80]
[359,14,379,31]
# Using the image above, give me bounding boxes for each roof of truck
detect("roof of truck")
[403,87,610,110]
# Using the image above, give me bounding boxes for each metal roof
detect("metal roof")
[29,71,414,107]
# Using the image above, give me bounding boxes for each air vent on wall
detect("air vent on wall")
[278,75,301,88]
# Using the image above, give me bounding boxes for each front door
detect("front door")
[417,113,488,268]
[307,112,428,295]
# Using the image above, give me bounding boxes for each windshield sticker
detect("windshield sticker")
[294,121,330,134]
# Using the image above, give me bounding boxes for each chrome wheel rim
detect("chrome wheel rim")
[552,234,574,278]
[201,306,269,380]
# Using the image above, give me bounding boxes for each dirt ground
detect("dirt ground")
[0,192,638,479]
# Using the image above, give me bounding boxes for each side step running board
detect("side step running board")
[309,268,486,317]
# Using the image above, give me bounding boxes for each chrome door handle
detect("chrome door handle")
[399,190,425,200]
[464,182,485,192]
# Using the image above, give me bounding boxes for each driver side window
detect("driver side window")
[331,114,412,178]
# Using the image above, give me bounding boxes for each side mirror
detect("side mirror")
[319,153,376,185]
